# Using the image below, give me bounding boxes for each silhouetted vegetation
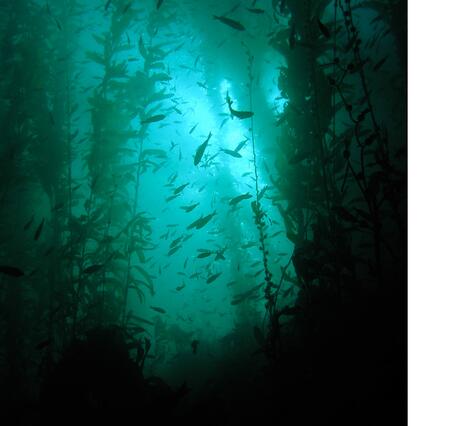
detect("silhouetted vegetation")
[0,1,406,425]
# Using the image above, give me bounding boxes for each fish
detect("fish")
[258,185,269,200]
[317,19,331,39]
[213,15,245,31]
[225,93,254,119]
[166,194,180,202]
[167,172,178,185]
[154,73,172,83]
[269,230,282,238]
[168,245,182,256]
[370,14,383,25]
[179,64,198,72]
[130,314,155,327]
[214,248,226,261]
[235,138,248,152]
[23,214,34,230]
[34,218,45,241]
[221,149,242,158]
[141,114,166,124]
[246,7,265,14]
[219,117,229,129]
[0,266,25,277]
[52,202,65,212]
[128,326,147,335]
[231,283,263,305]
[194,131,212,166]
[373,56,388,71]
[176,283,186,291]
[122,1,133,14]
[197,249,212,259]
[197,252,212,259]
[206,272,222,284]
[189,123,199,134]
[157,0,164,10]
[180,203,199,213]
[187,211,216,230]
[216,38,228,49]
[83,264,104,274]
[54,18,62,31]
[197,82,208,90]
[223,2,241,15]
[174,183,189,195]
[230,296,246,306]
[139,35,148,60]
[229,193,252,206]
[105,0,112,10]
[150,306,166,314]
[282,286,294,298]
[170,236,183,249]
[69,129,79,141]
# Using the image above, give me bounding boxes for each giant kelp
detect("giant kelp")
[0,0,406,424]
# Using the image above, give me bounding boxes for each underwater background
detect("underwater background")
[0,0,406,424]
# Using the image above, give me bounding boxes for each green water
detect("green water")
[0,1,406,424]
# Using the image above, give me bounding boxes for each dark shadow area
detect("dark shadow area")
[0,0,406,424]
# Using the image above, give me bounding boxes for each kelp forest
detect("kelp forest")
[0,0,407,424]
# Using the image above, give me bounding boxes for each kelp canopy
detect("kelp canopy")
[0,0,406,424]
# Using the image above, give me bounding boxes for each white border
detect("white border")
[409,1,456,424]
